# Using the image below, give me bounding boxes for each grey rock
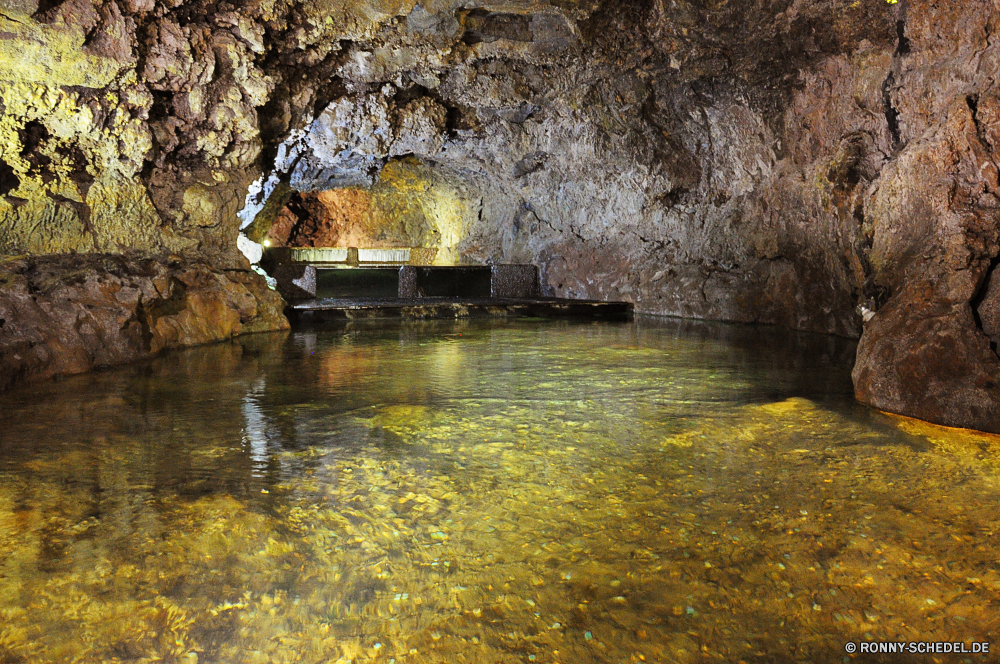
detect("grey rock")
[273,263,317,301]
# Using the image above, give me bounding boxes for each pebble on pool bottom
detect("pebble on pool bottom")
[0,321,998,663]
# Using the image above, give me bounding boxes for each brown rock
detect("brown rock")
[0,254,288,392]
[978,266,1000,349]
[853,299,1000,433]
[276,189,375,248]
[852,93,1000,432]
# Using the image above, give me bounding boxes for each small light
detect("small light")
[263,239,272,247]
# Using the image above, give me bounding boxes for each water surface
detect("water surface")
[1,318,998,663]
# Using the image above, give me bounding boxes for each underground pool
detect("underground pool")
[0,318,997,663]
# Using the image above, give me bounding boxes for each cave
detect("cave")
[2,0,1000,660]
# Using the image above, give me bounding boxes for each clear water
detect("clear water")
[1,318,997,664]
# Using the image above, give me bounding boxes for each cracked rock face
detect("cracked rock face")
[0,0,997,430]
[850,3,1000,433]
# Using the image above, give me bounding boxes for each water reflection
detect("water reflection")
[243,378,279,478]
[0,318,997,663]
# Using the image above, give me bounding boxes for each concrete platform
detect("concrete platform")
[271,264,540,301]
[287,296,633,323]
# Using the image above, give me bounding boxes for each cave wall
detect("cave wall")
[846,2,1000,432]
[231,0,897,340]
[265,159,476,266]
[0,0,998,431]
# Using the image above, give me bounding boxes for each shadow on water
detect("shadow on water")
[1,317,998,663]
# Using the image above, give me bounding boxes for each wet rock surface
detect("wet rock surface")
[0,0,997,428]
[0,254,288,390]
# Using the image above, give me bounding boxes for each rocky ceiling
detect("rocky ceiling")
[0,0,998,432]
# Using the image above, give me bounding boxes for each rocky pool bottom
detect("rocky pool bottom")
[0,318,998,664]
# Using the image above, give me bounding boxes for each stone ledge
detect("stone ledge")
[287,296,632,323]
[0,253,289,392]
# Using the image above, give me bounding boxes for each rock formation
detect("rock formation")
[0,0,997,431]
[0,253,287,390]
